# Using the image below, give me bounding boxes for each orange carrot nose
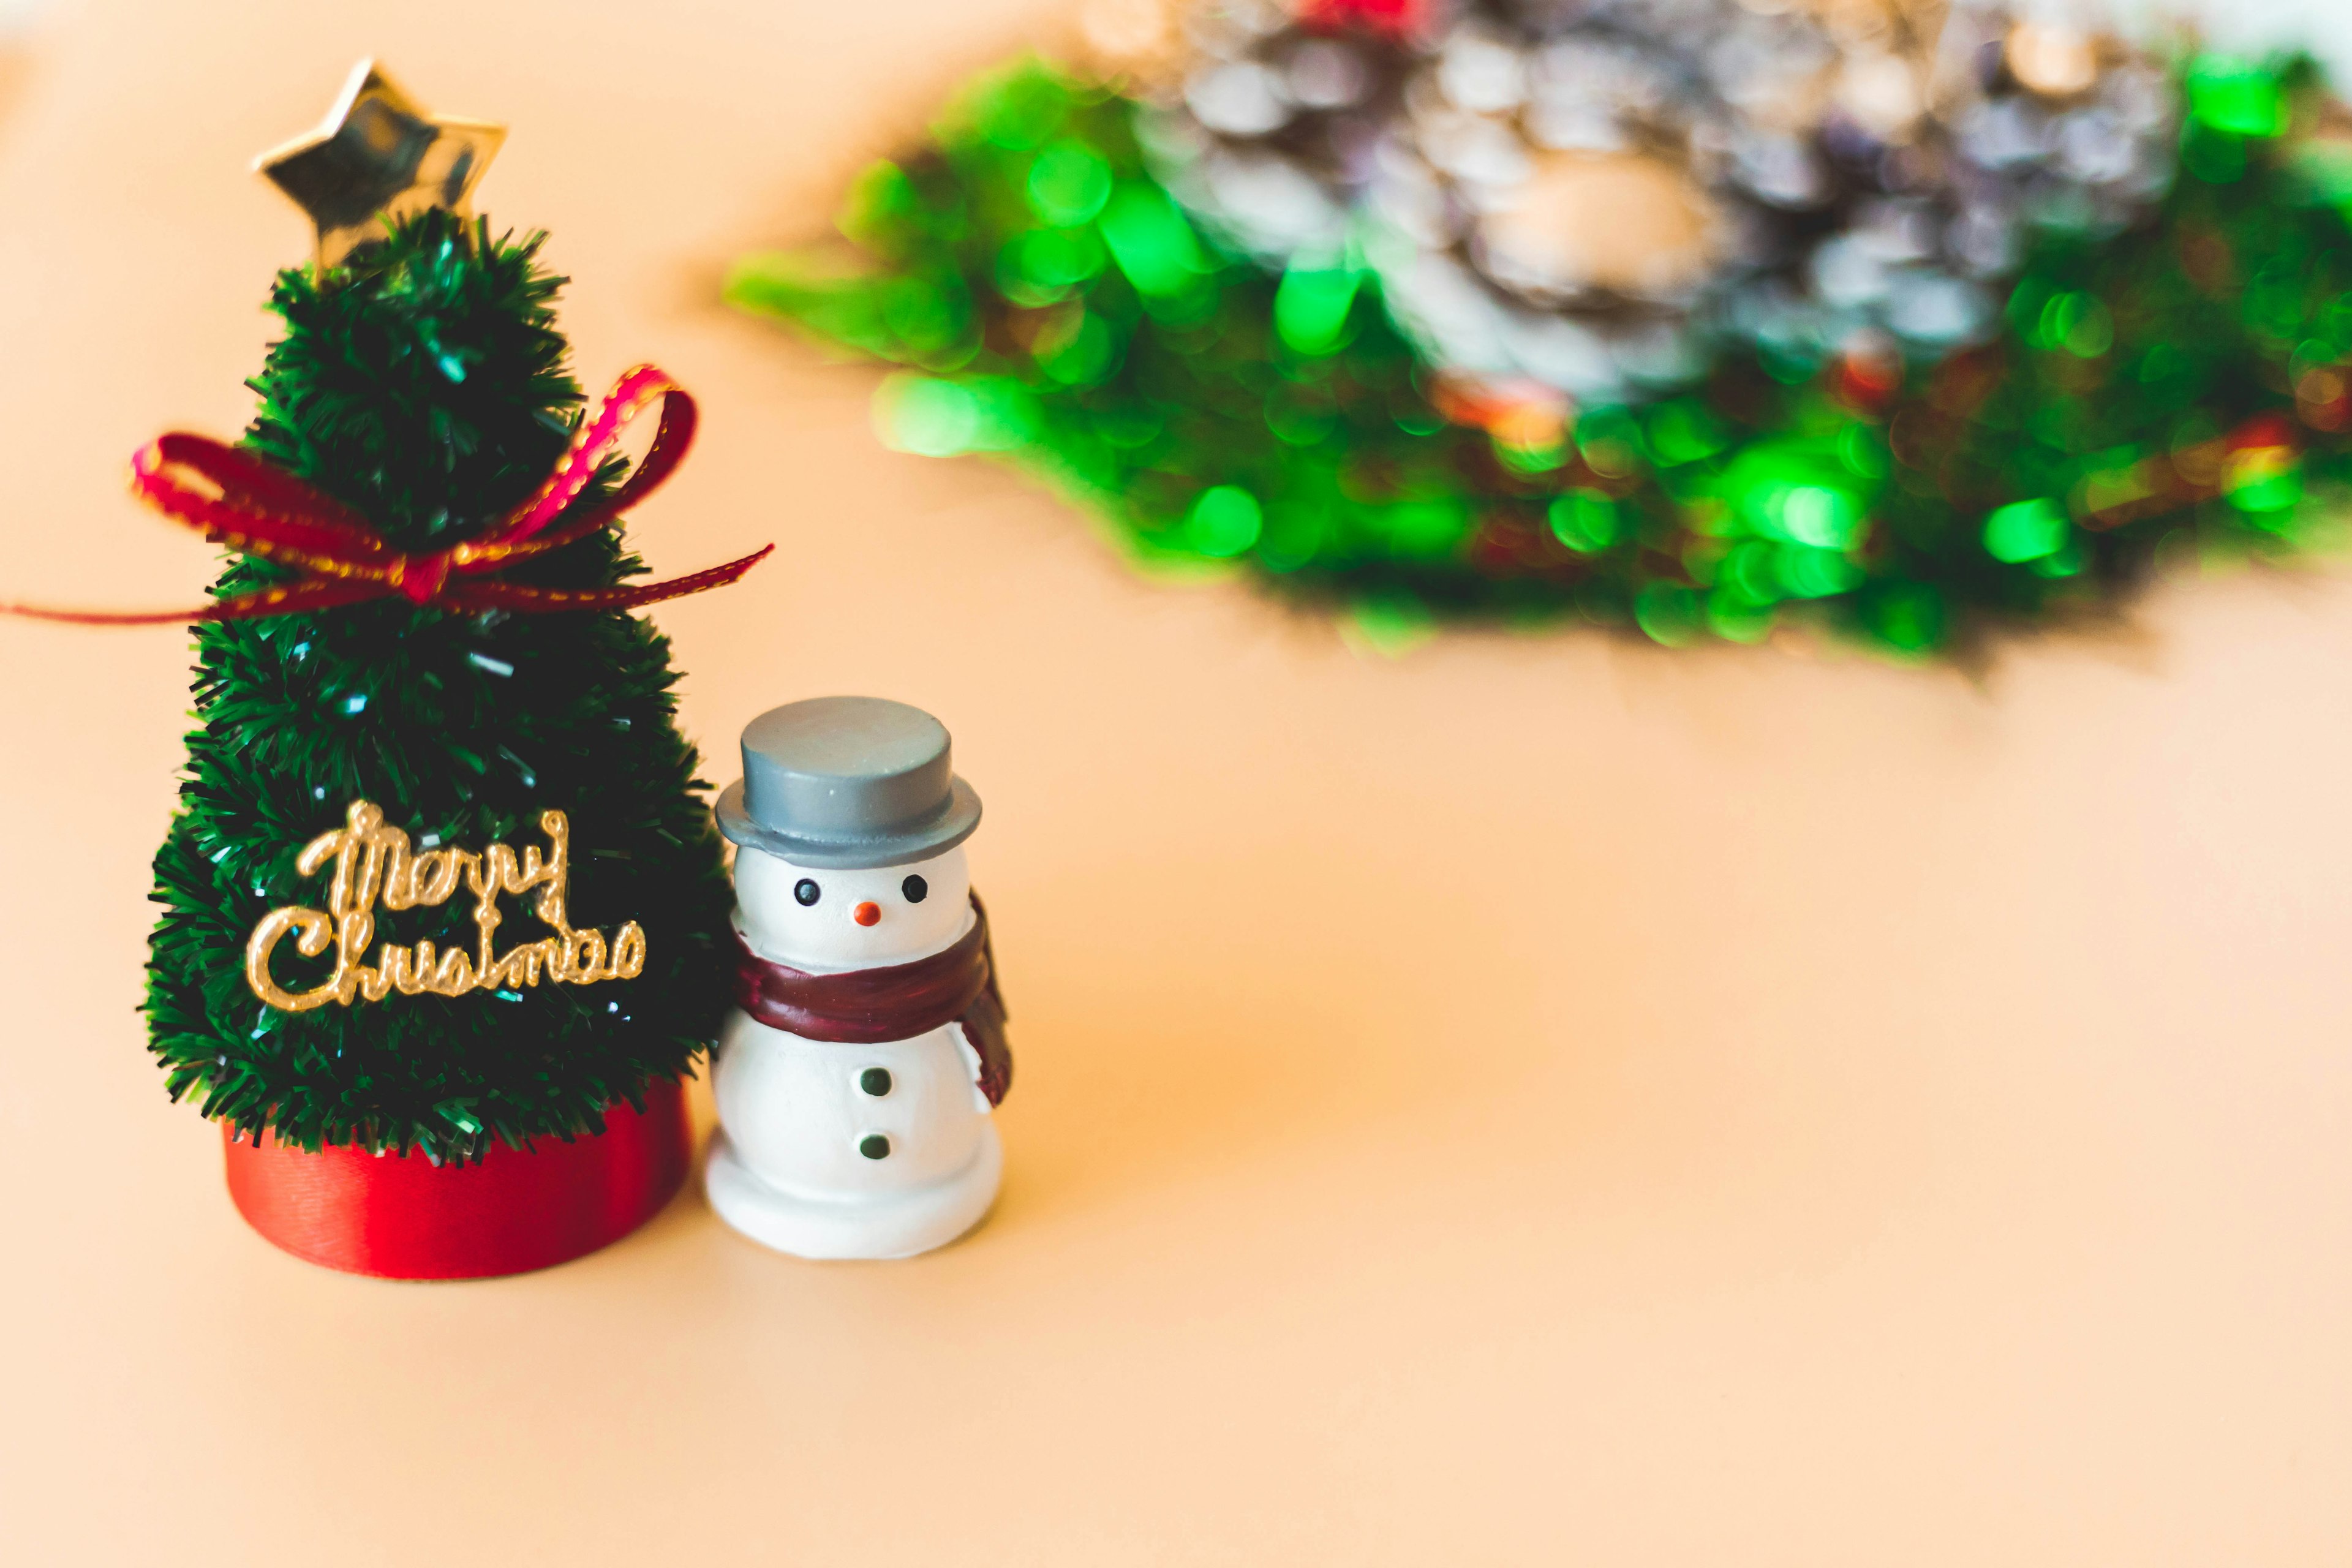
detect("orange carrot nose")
[853,901,881,926]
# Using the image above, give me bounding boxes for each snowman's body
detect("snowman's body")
[706,842,1001,1259]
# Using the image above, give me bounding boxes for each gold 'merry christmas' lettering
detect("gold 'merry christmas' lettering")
[244,800,647,1011]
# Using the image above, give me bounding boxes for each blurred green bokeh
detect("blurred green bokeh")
[729,55,2352,654]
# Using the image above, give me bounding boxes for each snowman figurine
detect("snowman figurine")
[706,696,1010,1259]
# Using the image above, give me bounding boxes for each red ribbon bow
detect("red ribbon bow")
[4,364,771,625]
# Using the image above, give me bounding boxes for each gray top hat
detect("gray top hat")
[715,696,982,870]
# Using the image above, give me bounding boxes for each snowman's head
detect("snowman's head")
[734,843,973,971]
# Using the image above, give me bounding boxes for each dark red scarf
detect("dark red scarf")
[731,894,1011,1107]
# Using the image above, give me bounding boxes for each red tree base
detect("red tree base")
[221,1079,690,1280]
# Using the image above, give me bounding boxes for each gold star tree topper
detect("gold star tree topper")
[255,61,506,269]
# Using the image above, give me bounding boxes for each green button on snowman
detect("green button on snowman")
[709,696,1011,1259]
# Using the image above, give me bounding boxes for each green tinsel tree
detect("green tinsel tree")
[145,210,732,1162]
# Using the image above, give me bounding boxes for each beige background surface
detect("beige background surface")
[4,0,2352,1561]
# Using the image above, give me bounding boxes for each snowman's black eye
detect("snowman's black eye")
[902,874,929,903]
[793,878,820,907]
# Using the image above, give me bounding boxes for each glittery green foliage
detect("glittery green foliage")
[145,211,732,1161]
[732,54,2352,652]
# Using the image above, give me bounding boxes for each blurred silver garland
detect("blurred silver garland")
[1139,0,2179,402]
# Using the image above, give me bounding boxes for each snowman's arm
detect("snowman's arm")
[955,1026,988,1114]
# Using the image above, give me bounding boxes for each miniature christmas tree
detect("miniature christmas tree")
[135,69,754,1164]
